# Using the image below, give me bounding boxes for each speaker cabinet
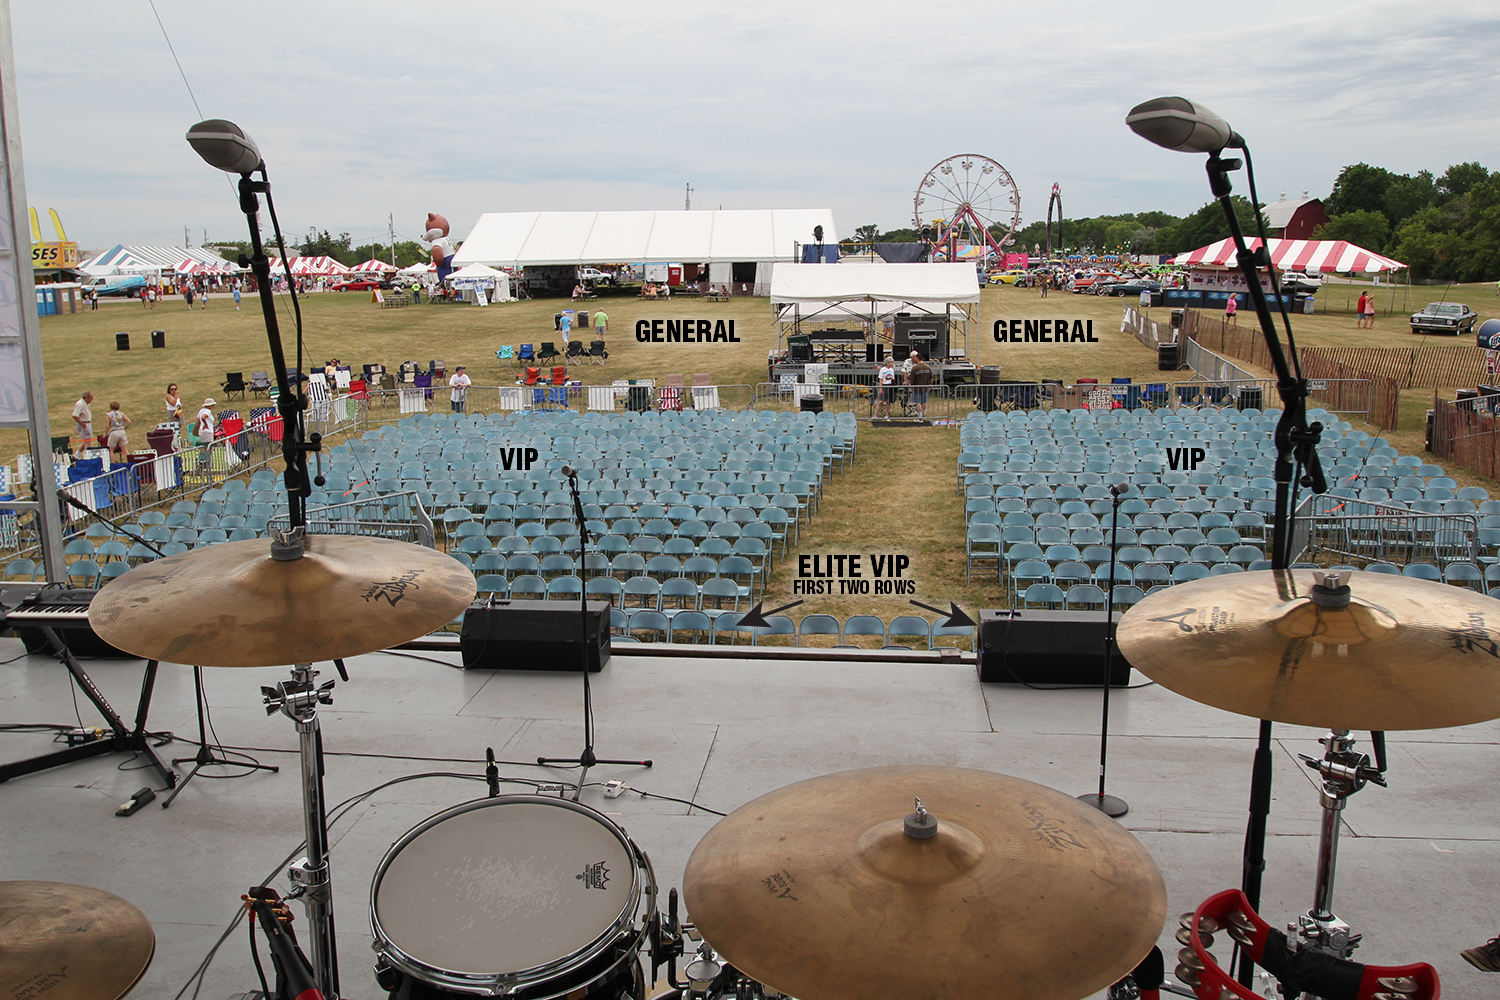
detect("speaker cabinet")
[977,609,1131,685]
[460,599,611,671]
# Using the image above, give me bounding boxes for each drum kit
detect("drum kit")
[5,543,1491,998]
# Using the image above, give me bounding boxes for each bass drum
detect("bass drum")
[371,795,653,999]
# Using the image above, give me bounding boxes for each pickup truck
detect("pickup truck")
[82,274,147,297]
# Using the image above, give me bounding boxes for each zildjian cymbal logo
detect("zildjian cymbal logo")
[361,569,423,606]
[1148,608,1196,633]
[576,861,610,890]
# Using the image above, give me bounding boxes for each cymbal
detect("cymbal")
[682,766,1166,1000]
[89,535,476,667]
[0,881,154,1000]
[1117,569,1500,731]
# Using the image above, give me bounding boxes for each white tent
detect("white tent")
[447,263,514,302]
[769,263,981,355]
[452,209,836,268]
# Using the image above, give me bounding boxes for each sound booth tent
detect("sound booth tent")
[769,262,981,354]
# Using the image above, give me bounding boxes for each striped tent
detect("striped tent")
[284,256,352,276]
[175,258,234,275]
[1173,238,1405,273]
[351,258,397,273]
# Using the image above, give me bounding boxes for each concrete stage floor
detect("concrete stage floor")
[1,640,1496,999]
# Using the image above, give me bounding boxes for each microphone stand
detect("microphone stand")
[1078,485,1127,817]
[537,469,652,799]
[1203,151,1328,987]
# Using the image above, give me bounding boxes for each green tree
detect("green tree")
[1439,161,1490,201]
[1383,171,1438,229]
[1153,197,1264,255]
[1312,210,1390,250]
[853,224,879,243]
[298,229,354,263]
[1325,163,1396,217]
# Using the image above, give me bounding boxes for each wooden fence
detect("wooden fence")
[1299,346,1488,389]
[1187,315,1401,430]
[1431,396,1500,479]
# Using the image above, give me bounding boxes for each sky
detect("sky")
[9,1,1500,257]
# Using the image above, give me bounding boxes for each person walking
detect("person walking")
[71,391,94,458]
[183,285,194,309]
[448,365,472,413]
[233,283,241,310]
[104,401,131,463]
[1224,293,1238,327]
[594,308,608,339]
[1362,289,1377,328]
[1356,291,1370,329]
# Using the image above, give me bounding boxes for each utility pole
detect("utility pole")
[184,224,190,248]
[685,182,692,211]
[388,212,396,266]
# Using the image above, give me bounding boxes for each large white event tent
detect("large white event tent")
[452,209,837,293]
[769,262,980,351]
[81,245,231,276]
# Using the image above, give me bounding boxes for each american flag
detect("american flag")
[249,407,275,432]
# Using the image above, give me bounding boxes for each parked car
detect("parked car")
[1096,279,1162,297]
[987,269,1028,285]
[1409,302,1478,336]
[330,278,383,291]
[1280,271,1323,294]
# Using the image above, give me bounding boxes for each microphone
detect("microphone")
[560,464,577,480]
[1109,481,1130,497]
[185,119,264,174]
[1125,97,1243,153]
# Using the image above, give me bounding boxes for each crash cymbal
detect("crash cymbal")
[1117,569,1500,731]
[0,881,154,1000]
[89,535,476,667]
[683,766,1166,1000]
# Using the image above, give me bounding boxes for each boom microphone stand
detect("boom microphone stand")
[537,464,652,798]
[1078,481,1128,818]
[160,664,279,808]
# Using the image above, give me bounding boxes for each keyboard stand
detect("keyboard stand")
[0,626,176,787]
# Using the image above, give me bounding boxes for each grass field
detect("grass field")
[23,277,1500,625]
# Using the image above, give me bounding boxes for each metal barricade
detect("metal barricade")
[268,490,435,548]
[1297,494,1477,567]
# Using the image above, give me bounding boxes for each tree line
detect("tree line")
[208,230,435,268]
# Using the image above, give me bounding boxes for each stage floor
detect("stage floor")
[1,641,1497,999]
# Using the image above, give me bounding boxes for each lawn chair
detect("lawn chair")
[221,372,246,399]
[588,341,608,365]
[517,343,534,366]
[496,345,514,362]
[537,341,561,364]
[247,371,272,397]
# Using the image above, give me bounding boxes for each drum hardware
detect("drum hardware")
[262,663,341,999]
[1295,730,1386,959]
[536,464,652,798]
[1174,890,1438,1000]
[0,880,156,1000]
[244,886,322,1000]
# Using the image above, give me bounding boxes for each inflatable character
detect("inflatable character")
[422,212,456,283]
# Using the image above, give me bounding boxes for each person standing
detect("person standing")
[164,382,181,424]
[559,310,573,346]
[104,401,131,463]
[1224,293,1238,327]
[907,352,933,420]
[233,282,241,310]
[1355,291,1370,329]
[875,355,895,417]
[1362,289,1377,328]
[448,365,471,413]
[71,391,94,458]
[593,308,608,339]
[195,398,216,444]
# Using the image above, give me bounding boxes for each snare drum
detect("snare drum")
[371,795,653,999]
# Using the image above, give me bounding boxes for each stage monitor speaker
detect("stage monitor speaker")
[460,599,611,671]
[866,342,888,363]
[977,609,1131,686]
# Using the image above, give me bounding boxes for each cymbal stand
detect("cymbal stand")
[262,664,340,999]
[1294,730,1386,959]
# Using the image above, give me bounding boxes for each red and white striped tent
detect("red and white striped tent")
[288,256,352,276]
[351,258,398,273]
[175,258,235,276]
[1173,238,1405,273]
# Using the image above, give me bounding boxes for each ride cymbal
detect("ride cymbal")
[89,535,476,667]
[0,881,154,1000]
[682,765,1166,1000]
[1117,569,1500,731]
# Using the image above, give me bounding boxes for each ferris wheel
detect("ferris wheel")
[912,154,1021,260]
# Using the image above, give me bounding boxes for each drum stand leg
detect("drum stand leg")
[263,663,340,999]
[1294,730,1385,959]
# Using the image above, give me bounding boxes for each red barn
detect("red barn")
[1261,194,1330,241]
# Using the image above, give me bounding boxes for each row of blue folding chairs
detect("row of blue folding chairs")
[608,610,969,649]
[1006,558,1263,592]
[467,548,767,581]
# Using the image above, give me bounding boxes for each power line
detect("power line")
[149,0,204,120]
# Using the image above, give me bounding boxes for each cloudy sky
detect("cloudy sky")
[10,1,1500,255]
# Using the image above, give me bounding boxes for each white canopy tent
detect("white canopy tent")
[769,262,981,356]
[452,209,836,295]
[447,263,514,302]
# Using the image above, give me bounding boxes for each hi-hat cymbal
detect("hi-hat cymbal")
[682,766,1166,1000]
[89,535,476,667]
[1117,569,1500,731]
[0,881,154,1000]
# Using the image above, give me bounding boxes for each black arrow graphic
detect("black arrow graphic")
[909,600,975,629]
[735,600,804,630]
